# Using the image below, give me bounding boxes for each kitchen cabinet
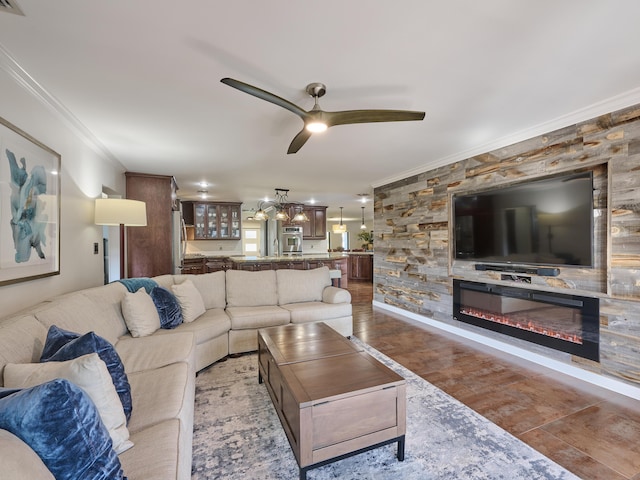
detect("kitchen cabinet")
[282,204,327,240]
[125,172,177,278]
[302,206,327,239]
[348,254,373,281]
[181,256,206,274]
[205,257,232,272]
[192,202,242,240]
[181,201,194,226]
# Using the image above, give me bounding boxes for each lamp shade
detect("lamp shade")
[95,198,147,226]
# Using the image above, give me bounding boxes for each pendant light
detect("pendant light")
[360,206,367,230]
[332,207,347,233]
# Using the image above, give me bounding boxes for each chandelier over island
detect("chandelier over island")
[253,188,309,223]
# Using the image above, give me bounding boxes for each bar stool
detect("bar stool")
[329,269,342,287]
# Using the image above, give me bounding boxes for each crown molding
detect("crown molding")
[0,43,122,167]
[372,86,640,189]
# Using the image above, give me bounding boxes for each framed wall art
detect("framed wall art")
[0,116,61,286]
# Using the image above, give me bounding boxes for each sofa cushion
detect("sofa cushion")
[116,331,195,374]
[282,301,353,323]
[40,325,132,423]
[121,288,161,337]
[77,282,129,340]
[119,420,180,480]
[226,269,278,307]
[35,292,124,345]
[150,286,183,329]
[171,279,206,323]
[225,305,290,330]
[276,267,331,305]
[0,429,55,480]
[4,353,133,454]
[0,379,126,480]
[188,271,226,309]
[126,362,190,434]
[0,314,48,386]
[155,308,230,345]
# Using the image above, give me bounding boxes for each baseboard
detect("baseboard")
[372,300,640,401]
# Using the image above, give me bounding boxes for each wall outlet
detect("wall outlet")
[93,242,99,254]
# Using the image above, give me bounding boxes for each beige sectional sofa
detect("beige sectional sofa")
[0,266,352,480]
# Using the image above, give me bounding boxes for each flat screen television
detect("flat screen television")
[453,171,594,267]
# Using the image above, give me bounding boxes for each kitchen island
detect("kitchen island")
[181,253,349,287]
[229,254,349,287]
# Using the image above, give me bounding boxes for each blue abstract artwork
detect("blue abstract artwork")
[0,116,60,285]
[6,148,48,262]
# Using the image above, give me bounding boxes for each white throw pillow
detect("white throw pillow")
[171,279,206,323]
[4,353,133,454]
[121,287,161,337]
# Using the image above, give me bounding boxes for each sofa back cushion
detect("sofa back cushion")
[188,271,226,309]
[35,284,128,345]
[276,267,331,305]
[0,315,48,387]
[226,270,278,307]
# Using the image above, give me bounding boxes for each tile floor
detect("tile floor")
[347,280,640,480]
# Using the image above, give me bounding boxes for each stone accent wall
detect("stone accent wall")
[374,103,640,387]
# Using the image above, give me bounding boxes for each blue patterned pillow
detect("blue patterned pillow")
[0,379,127,480]
[117,277,158,293]
[40,325,133,422]
[150,286,183,329]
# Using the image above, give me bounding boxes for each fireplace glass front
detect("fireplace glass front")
[453,279,599,361]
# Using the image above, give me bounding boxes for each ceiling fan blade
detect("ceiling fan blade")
[287,129,313,154]
[221,78,308,119]
[325,109,425,127]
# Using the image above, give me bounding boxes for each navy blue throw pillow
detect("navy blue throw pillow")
[40,325,133,422]
[150,286,183,329]
[0,379,127,480]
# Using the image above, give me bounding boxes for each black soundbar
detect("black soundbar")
[474,263,560,277]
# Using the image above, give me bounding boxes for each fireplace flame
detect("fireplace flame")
[460,307,583,344]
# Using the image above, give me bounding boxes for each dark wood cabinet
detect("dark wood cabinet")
[205,257,232,272]
[192,202,242,240]
[181,256,206,274]
[125,172,177,278]
[181,200,194,226]
[302,206,327,239]
[348,254,373,281]
[282,205,326,240]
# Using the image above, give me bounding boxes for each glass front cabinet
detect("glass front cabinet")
[193,202,242,240]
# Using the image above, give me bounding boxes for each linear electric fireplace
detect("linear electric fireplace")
[453,279,599,361]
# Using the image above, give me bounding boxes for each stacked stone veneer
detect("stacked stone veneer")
[374,103,640,387]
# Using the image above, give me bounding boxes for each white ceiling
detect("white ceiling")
[1,1,640,222]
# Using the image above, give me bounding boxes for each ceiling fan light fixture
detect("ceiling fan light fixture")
[306,122,327,133]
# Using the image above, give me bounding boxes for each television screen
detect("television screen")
[453,171,593,267]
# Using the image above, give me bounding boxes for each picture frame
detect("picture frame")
[0,116,61,286]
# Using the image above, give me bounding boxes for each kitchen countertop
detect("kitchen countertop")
[184,252,372,262]
[227,253,348,263]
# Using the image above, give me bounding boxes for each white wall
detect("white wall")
[0,70,125,316]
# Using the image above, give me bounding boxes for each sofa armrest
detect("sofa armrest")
[322,286,351,304]
[116,331,195,374]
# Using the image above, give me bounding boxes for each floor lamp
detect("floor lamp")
[95,198,147,279]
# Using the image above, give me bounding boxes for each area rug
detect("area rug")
[191,338,579,480]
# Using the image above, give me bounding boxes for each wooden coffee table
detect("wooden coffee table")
[258,323,406,480]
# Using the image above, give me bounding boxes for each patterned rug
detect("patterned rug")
[191,338,579,480]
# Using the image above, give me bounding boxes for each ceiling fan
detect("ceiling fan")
[220,78,426,154]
